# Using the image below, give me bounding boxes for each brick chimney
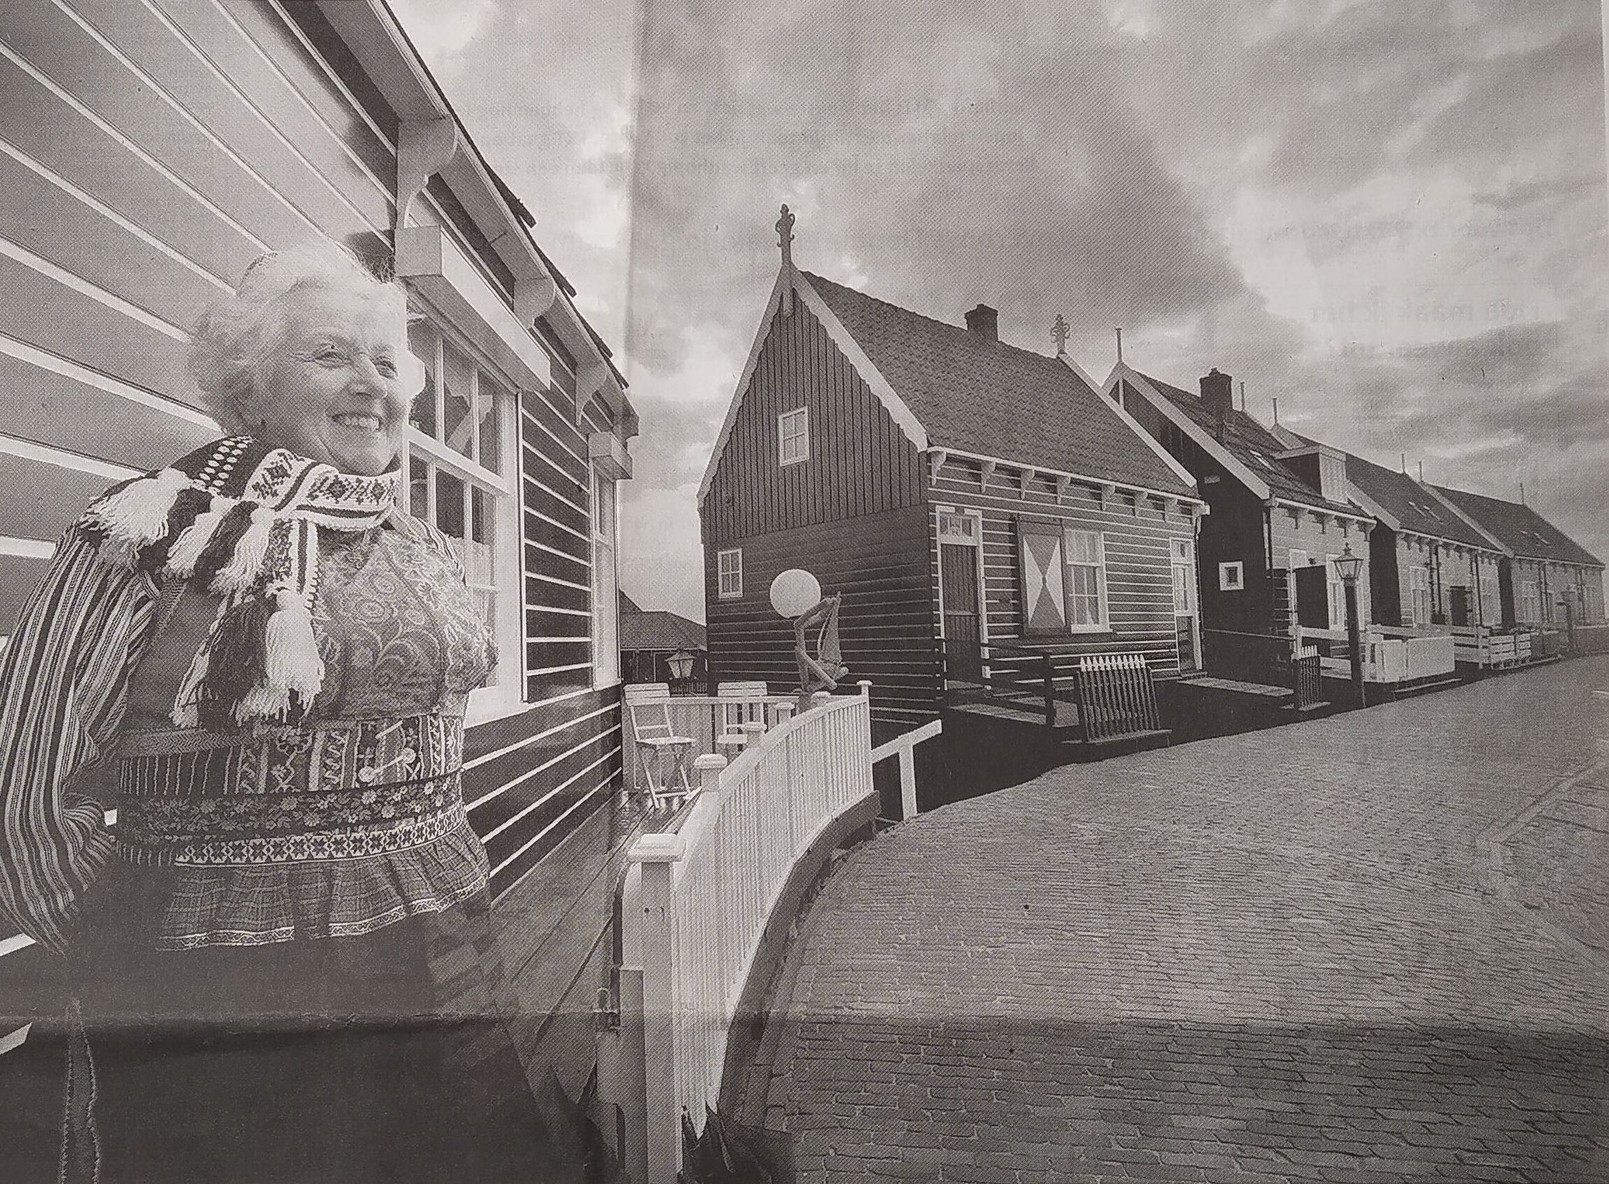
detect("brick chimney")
[965,304,998,342]
[1200,368,1233,441]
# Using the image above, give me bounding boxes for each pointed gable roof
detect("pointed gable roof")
[801,273,1196,498]
[1433,487,1603,567]
[1340,454,1496,550]
[1131,371,1358,517]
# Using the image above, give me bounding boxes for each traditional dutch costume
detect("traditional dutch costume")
[0,439,578,1182]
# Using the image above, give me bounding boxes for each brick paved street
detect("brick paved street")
[753,658,1609,1183]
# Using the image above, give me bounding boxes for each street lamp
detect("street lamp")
[667,648,696,694]
[1334,543,1366,707]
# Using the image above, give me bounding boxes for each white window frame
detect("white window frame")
[717,548,743,600]
[1172,538,1196,615]
[1063,528,1108,632]
[402,314,523,725]
[1219,561,1245,592]
[778,407,810,466]
[591,466,620,688]
[1326,554,1345,631]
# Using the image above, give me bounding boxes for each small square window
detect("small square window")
[1219,561,1245,591]
[778,407,809,466]
[717,548,743,600]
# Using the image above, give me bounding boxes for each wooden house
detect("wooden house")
[1431,487,1606,628]
[699,220,1204,745]
[1105,365,1375,683]
[619,591,709,687]
[1330,452,1507,630]
[0,0,638,1112]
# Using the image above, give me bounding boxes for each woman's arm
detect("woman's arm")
[0,528,156,953]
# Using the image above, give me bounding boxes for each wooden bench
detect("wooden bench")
[1071,653,1170,747]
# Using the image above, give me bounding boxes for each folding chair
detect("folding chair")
[624,683,694,808]
[715,681,771,757]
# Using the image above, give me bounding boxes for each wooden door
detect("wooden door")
[941,541,982,683]
[1295,564,1330,629]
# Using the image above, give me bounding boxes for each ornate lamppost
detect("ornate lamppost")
[666,648,696,695]
[1334,543,1366,707]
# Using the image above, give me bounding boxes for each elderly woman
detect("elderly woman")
[0,242,570,1182]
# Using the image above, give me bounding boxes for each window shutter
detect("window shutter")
[1018,520,1067,634]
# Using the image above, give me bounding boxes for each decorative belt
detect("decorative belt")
[112,714,467,867]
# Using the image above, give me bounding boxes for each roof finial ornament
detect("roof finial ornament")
[1115,327,1124,364]
[776,203,796,314]
[1052,314,1070,358]
[776,204,795,270]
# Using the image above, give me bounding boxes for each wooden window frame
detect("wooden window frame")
[1219,560,1245,592]
[778,407,809,467]
[1063,528,1108,632]
[717,548,743,600]
[591,465,620,689]
[403,316,522,725]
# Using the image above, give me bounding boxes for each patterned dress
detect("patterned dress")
[2,511,569,1183]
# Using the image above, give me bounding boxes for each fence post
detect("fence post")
[1041,654,1054,726]
[899,739,918,821]
[628,832,686,1184]
[858,679,871,698]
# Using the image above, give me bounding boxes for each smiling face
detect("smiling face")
[246,286,411,475]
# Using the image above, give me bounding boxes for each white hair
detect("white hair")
[189,239,422,432]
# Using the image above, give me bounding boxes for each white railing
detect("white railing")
[610,691,876,1183]
[871,718,942,820]
[1400,633,1456,681]
[621,691,798,793]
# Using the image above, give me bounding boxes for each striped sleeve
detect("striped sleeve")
[0,528,155,954]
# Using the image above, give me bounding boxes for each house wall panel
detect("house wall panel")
[702,300,923,541]
[705,505,938,726]
[1269,505,1372,629]
[929,462,1193,678]
[0,53,265,287]
[0,454,113,544]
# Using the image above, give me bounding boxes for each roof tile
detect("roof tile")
[803,273,1195,497]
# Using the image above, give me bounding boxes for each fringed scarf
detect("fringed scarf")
[79,437,400,729]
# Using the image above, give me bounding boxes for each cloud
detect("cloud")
[392,0,1608,620]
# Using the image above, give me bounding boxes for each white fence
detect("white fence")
[1363,633,1456,684]
[621,691,799,793]
[607,691,876,1183]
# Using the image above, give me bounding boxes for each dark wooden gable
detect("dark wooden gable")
[702,298,924,543]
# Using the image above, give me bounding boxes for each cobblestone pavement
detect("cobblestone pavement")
[757,658,1609,1183]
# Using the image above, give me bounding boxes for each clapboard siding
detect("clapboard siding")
[702,299,923,540]
[705,506,938,725]
[931,459,1192,677]
[0,53,265,286]
[0,456,112,543]
[0,348,216,476]
[0,252,192,406]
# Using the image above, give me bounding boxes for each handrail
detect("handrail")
[871,718,943,820]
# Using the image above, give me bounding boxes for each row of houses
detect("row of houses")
[698,229,1605,741]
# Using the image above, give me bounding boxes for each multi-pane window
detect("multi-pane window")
[778,407,809,466]
[405,320,515,698]
[1221,561,1245,592]
[1326,555,1345,631]
[1520,580,1540,623]
[1410,565,1432,626]
[591,468,619,686]
[717,548,743,600]
[1171,539,1195,615]
[1063,529,1106,629]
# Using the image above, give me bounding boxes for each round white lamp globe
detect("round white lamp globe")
[769,569,822,619]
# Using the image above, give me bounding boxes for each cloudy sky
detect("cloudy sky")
[391,0,1607,622]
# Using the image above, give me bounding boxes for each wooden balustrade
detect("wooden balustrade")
[603,690,889,1182]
